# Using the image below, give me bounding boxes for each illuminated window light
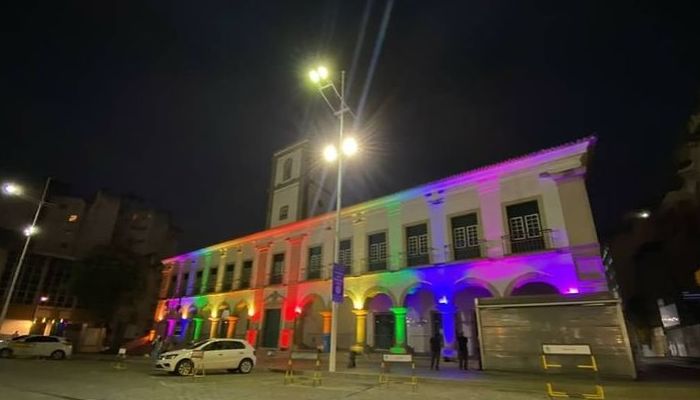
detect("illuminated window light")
[68,214,78,222]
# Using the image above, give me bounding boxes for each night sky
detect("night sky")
[2,1,699,252]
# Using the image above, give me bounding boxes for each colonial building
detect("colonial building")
[155,137,608,357]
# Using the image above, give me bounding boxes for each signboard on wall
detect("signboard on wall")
[332,263,345,303]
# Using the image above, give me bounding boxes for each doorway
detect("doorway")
[262,309,281,348]
[374,313,394,350]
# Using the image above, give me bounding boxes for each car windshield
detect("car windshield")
[185,340,209,349]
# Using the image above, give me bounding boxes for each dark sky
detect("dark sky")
[2,1,699,252]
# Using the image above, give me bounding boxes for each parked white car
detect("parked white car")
[155,338,256,376]
[0,335,72,360]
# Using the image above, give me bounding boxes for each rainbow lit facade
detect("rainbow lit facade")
[155,137,607,356]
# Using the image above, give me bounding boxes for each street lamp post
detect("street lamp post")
[0,177,51,333]
[309,66,357,372]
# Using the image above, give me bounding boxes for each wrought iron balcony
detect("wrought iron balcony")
[501,229,556,255]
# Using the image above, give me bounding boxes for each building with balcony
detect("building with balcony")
[155,137,608,357]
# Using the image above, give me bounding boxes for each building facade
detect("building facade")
[156,137,607,357]
[0,188,178,337]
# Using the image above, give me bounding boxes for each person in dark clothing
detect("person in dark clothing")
[457,331,469,370]
[429,332,443,370]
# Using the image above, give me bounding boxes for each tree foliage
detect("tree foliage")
[70,246,155,324]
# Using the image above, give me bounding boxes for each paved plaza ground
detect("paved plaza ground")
[0,353,699,400]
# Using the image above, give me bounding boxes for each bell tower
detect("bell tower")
[266,140,334,228]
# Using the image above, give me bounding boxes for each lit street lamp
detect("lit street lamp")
[0,177,51,333]
[308,65,358,372]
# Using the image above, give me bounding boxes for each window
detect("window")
[195,271,203,293]
[223,263,235,290]
[506,200,545,253]
[451,213,481,260]
[279,205,289,220]
[368,232,387,271]
[283,158,293,181]
[270,254,284,285]
[240,261,252,289]
[67,214,78,223]
[307,246,323,280]
[182,273,190,295]
[339,239,352,268]
[202,341,223,351]
[405,223,430,266]
[221,340,245,350]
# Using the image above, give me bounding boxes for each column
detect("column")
[186,261,197,296]
[352,213,367,275]
[351,309,368,353]
[320,311,332,352]
[232,248,243,290]
[174,262,184,297]
[159,266,172,298]
[209,317,220,338]
[179,319,190,340]
[200,254,212,294]
[390,307,408,354]
[166,318,177,337]
[387,203,403,270]
[426,192,447,263]
[252,244,270,288]
[215,249,227,292]
[226,316,238,338]
[193,317,204,340]
[438,304,457,358]
[477,181,504,258]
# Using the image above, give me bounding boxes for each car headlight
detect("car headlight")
[160,354,177,360]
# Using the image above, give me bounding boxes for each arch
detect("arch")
[299,293,327,310]
[454,277,500,298]
[399,280,434,306]
[504,272,560,297]
[511,282,560,296]
[362,286,398,308]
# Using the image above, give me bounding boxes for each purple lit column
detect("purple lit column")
[477,181,504,258]
[426,192,447,263]
[438,302,457,358]
[166,318,177,337]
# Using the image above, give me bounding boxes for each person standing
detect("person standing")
[150,335,163,360]
[457,331,469,370]
[429,332,443,370]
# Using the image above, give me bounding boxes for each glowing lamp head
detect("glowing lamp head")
[309,69,320,83]
[294,306,302,315]
[23,225,38,237]
[317,66,329,80]
[2,182,22,196]
[323,144,338,162]
[438,296,449,305]
[342,137,358,156]
[39,296,49,302]
[638,210,650,219]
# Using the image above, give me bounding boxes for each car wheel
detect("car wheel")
[175,359,194,376]
[0,348,12,358]
[238,358,253,374]
[50,350,66,360]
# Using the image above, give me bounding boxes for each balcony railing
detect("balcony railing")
[502,229,555,255]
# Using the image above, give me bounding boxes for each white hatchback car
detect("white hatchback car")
[156,338,256,376]
[0,335,72,360]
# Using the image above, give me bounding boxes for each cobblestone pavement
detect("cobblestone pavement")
[1,355,700,400]
[0,357,542,400]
